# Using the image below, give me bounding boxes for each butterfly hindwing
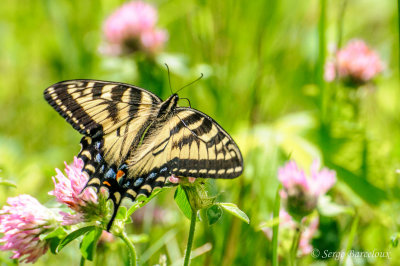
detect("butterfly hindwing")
[124,107,243,199]
[169,108,243,178]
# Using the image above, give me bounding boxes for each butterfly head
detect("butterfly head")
[158,94,179,119]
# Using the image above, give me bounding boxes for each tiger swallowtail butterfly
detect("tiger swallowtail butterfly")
[44,80,243,231]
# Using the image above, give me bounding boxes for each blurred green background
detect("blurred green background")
[0,0,399,265]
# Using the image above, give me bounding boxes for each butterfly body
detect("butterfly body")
[44,80,243,230]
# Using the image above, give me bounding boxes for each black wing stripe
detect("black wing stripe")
[169,113,202,136]
[171,158,242,178]
[92,86,102,98]
[45,89,99,134]
[64,89,155,106]
[49,80,162,103]
[129,89,143,117]
[190,117,213,137]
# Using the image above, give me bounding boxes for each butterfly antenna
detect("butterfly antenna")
[180,97,192,108]
[164,63,173,95]
[175,73,203,94]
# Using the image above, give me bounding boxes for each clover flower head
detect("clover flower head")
[278,160,336,219]
[0,195,60,263]
[49,157,99,225]
[102,1,168,55]
[324,39,384,84]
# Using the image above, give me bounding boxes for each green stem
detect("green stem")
[398,0,400,78]
[342,213,359,265]
[336,0,347,50]
[317,0,327,122]
[80,256,85,266]
[289,226,301,266]
[184,210,197,266]
[120,231,137,266]
[272,184,282,266]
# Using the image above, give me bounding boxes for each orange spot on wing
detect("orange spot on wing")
[116,170,125,181]
[103,181,111,187]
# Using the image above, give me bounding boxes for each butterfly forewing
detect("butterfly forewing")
[44,80,162,136]
[44,79,163,186]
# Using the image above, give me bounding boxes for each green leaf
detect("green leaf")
[218,203,250,224]
[174,186,192,220]
[326,162,387,205]
[56,226,97,253]
[41,227,68,241]
[257,217,281,231]
[206,204,223,225]
[111,206,131,233]
[80,227,102,261]
[391,234,399,248]
[127,203,141,217]
[130,234,150,244]
[318,196,354,216]
[127,188,164,217]
[41,227,68,254]
[0,178,17,188]
[116,206,128,221]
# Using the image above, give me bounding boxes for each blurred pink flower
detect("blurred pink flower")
[262,209,293,240]
[141,29,168,54]
[324,61,336,82]
[98,231,115,245]
[168,174,196,184]
[262,210,319,256]
[299,215,319,255]
[279,160,336,198]
[309,160,336,196]
[132,204,167,225]
[102,1,168,55]
[324,40,384,83]
[0,195,60,263]
[49,157,98,225]
[278,160,336,218]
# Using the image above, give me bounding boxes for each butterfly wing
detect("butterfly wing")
[123,107,243,201]
[169,108,243,178]
[44,80,162,136]
[44,79,162,187]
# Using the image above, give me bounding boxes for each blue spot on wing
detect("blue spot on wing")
[105,168,116,179]
[148,172,157,180]
[160,167,167,173]
[95,153,102,163]
[134,178,144,187]
[123,180,131,189]
[94,141,101,150]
